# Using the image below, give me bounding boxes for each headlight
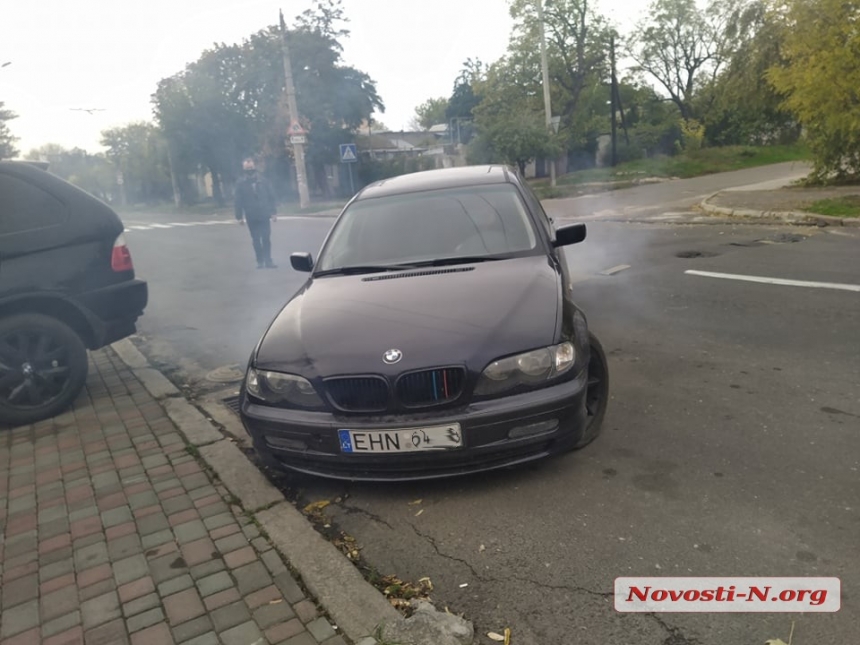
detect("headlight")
[474,342,576,397]
[245,368,325,409]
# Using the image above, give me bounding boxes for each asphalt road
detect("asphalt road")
[122,164,860,645]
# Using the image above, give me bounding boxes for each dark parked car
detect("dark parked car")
[239,165,608,481]
[0,160,148,426]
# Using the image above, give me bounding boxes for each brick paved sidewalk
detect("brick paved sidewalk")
[0,349,347,645]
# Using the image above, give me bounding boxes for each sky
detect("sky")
[1,0,642,155]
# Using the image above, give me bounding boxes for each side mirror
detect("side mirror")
[290,252,313,272]
[553,223,586,247]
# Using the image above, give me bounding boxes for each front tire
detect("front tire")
[570,331,609,450]
[0,313,89,428]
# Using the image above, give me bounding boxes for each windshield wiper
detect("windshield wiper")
[410,255,504,267]
[314,264,420,277]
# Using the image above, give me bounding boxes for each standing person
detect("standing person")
[235,157,278,269]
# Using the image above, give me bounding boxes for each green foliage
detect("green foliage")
[804,195,860,217]
[766,0,860,183]
[628,0,741,120]
[0,102,19,159]
[25,144,116,202]
[411,97,449,130]
[355,156,436,186]
[100,122,174,205]
[700,0,799,145]
[679,118,706,150]
[151,1,383,203]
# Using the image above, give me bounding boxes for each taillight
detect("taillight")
[111,233,134,272]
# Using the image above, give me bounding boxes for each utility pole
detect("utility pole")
[279,9,310,209]
[536,0,556,186]
[610,33,618,167]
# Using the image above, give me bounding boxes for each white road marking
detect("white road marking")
[685,270,860,292]
[126,225,152,230]
[147,223,172,229]
[600,264,631,276]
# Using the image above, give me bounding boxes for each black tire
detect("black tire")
[0,313,89,428]
[570,331,609,450]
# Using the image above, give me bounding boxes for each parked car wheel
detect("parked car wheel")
[0,313,89,427]
[570,332,609,450]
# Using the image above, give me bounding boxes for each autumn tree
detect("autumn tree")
[766,0,860,181]
[628,0,745,122]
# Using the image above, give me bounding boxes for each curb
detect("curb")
[699,191,860,227]
[109,339,402,643]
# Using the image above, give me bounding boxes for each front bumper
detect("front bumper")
[239,369,588,481]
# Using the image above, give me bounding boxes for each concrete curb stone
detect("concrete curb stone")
[108,342,424,644]
[700,191,860,227]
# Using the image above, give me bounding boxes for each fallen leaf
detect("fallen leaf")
[409,499,423,505]
[415,509,424,517]
[303,500,330,513]
[487,632,505,642]
[504,627,511,645]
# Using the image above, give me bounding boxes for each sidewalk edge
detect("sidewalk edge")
[699,192,860,227]
[110,342,402,643]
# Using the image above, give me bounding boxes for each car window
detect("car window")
[518,180,554,241]
[0,173,67,236]
[316,184,540,270]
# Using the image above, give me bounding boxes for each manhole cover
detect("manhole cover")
[676,250,718,258]
[206,365,244,383]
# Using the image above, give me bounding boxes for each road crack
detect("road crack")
[338,503,394,530]
[406,522,612,599]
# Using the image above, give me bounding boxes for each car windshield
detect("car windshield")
[315,184,540,272]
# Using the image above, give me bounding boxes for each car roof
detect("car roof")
[355,164,517,201]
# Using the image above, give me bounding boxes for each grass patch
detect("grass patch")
[531,144,811,199]
[803,195,860,217]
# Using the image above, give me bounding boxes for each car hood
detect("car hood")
[255,255,562,377]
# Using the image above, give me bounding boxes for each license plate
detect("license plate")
[338,423,463,454]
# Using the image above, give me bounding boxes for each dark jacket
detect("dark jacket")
[235,172,277,221]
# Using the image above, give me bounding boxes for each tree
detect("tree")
[628,0,744,122]
[0,102,19,159]
[471,59,557,175]
[152,1,383,202]
[100,123,173,205]
[25,144,116,201]
[700,0,798,145]
[410,97,449,130]
[766,0,860,182]
[508,0,611,135]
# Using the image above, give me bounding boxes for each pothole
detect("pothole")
[676,250,718,258]
[205,365,245,383]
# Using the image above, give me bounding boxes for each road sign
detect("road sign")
[290,135,306,144]
[339,143,358,163]
[288,120,306,135]
[551,116,561,134]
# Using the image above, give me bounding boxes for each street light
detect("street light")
[536,0,556,186]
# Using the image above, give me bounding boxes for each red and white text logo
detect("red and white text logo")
[615,577,841,613]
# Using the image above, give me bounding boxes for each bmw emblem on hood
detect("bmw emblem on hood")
[383,349,403,364]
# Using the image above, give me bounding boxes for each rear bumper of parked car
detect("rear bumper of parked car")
[78,279,149,347]
[239,369,588,481]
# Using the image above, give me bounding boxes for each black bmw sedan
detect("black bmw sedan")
[238,164,609,481]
